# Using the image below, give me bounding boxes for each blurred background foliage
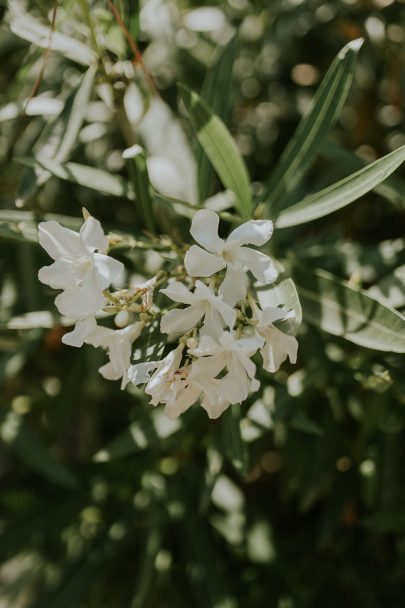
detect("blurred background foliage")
[1,0,405,606]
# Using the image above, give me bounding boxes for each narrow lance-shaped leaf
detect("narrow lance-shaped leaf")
[92,409,181,462]
[179,83,252,218]
[17,157,134,199]
[265,38,364,214]
[220,404,249,475]
[276,145,405,228]
[0,411,79,489]
[17,64,97,206]
[292,264,405,353]
[9,6,96,65]
[123,144,156,233]
[198,35,238,203]
[321,140,405,210]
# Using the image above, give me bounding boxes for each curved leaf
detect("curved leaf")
[277,145,405,228]
[266,38,363,214]
[17,157,133,199]
[292,265,405,353]
[198,35,238,203]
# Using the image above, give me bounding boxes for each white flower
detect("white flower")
[86,321,144,383]
[38,217,124,319]
[126,344,229,419]
[190,331,264,405]
[253,304,298,373]
[160,280,236,338]
[184,209,278,306]
[62,315,97,347]
[126,344,184,399]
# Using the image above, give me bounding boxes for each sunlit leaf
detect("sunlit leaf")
[276,145,405,228]
[293,265,405,352]
[198,35,238,203]
[265,38,364,214]
[179,84,252,218]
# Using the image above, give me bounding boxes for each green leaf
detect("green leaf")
[265,38,363,214]
[9,7,96,65]
[276,145,405,228]
[123,145,156,233]
[179,83,252,218]
[92,410,181,462]
[292,265,405,353]
[198,35,238,203]
[17,157,134,199]
[322,140,405,210]
[0,412,79,489]
[368,265,405,311]
[220,405,249,475]
[35,529,118,608]
[16,64,97,206]
[0,495,87,560]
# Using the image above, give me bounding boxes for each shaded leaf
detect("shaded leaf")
[0,412,79,489]
[220,405,249,475]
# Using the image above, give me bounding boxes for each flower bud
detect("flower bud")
[114,310,129,328]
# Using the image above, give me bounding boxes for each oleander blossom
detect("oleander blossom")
[37,210,299,420]
[184,209,278,305]
[252,304,299,373]
[38,217,123,318]
[160,279,236,338]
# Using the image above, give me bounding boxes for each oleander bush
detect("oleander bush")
[0,1,405,606]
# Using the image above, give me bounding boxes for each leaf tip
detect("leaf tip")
[346,37,364,52]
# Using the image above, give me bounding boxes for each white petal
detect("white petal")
[80,217,108,252]
[38,221,83,260]
[218,364,251,403]
[93,253,124,284]
[164,384,200,419]
[238,247,278,284]
[160,280,194,305]
[193,281,236,331]
[260,327,298,373]
[126,361,159,385]
[62,316,97,347]
[85,325,113,348]
[99,361,121,381]
[219,267,248,306]
[236,333,265,357]
[190,208,224,253]
[160,304,204,334]
[227,219,273,246]
[260,305,292,326]
[200,393,231,419]
[188,335,222,358]
[184,245,225,277]
[38,261,78,289]
[54,285,105,318]
[201,308,225,339]
[210,296,236,330]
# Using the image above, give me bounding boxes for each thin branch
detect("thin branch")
[106,0,159,96]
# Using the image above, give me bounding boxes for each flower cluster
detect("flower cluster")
[38,209,298,419]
